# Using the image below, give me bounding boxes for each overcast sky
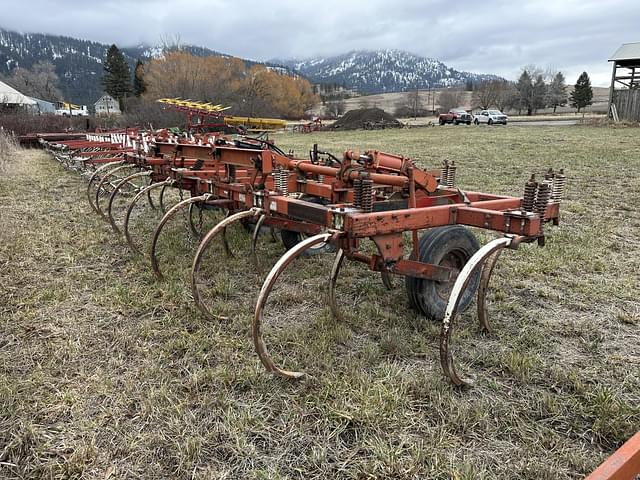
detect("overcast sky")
[2,0,638,86]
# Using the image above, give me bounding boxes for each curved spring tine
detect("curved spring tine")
[440,236,513,387]
[372,238,394,290]
[191,208,262,320]
[187,200,223,239]
[124,179,175,254]
[124,180,173,253]
[150,193,212,281]
[328,248,346,322]
[381,271,394,290]
[86,160,125,213]
[477,249,504,333]
[107,170,152,236]
[146,176,157,210]
[252,232,333,380]
[159,183,170,214]
[187,202,200,237]
[250,213,268,269]
[95,164,139,219]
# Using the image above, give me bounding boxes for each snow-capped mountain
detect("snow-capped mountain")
[276,49,497,93]
[0,28,288,106]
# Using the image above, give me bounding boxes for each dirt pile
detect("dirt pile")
[332,108,403,130]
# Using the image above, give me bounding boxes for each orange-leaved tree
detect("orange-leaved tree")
[142,52,318,118]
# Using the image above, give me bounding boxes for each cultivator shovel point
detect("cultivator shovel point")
[39,129,566,387]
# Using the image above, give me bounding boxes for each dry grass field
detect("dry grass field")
[1,125,639,479]
[324,86,611,117]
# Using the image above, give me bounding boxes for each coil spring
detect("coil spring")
[273,168,282,191]
[361,179,373,213]
[441,160,449,186]
[551,168,566,204]
[534,180,552,216]
[446,161,456,187]
[353,179,362,208]
[522,174,538,212]
[279,169,289,195]
[544,168,554,181]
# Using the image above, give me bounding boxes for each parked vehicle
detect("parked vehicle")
[55,101,89,117]
[438,108,472,125]
[473,110,508,125]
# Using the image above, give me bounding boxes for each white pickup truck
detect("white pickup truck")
[473,110,508,125]
[55,102,89,117]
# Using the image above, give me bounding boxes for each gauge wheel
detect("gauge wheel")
[405,226,480,320]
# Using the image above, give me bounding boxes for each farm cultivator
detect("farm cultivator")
[41,130,566,386]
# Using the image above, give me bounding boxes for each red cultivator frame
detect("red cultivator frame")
[42,131,566,386]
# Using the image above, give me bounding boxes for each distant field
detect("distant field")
[318,86,611,117]
[1,125,639,478]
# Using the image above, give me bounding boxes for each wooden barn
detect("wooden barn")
[608,42,640,121]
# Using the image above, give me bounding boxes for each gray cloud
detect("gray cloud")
[2,0,638,85]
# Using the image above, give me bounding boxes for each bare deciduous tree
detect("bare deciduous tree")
[4,61,62,102]
[545,72,568,113]
[437,89,462,113]
[472,80,507,109]
[326,99,346,118]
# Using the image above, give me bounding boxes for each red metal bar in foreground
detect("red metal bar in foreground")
[586,431,640,480]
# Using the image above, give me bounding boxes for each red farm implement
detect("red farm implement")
[42,131,566,387]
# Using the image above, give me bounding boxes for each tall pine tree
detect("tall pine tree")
[102,44,131,110]
[570,72,593,113]
[546,72,567,113]
[133,59,146,97]
[532,74,547,113]
[516,70,533,115]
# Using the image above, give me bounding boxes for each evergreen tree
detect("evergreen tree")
[570,72,593,113]
[102,44,131,110]
[516,70,533,115]
[546,72,567,113]
[133,59,146,97]
[532,74,547,113]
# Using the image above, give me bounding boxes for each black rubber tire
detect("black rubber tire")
[439,118,445,125]
[504,121,507,126]
[454,120,459,125]
[466,121,471,125]
[488,119,493,125]
[404,226,480,320]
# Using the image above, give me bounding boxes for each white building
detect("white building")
[0,79,37,109]
[94,94,121,115]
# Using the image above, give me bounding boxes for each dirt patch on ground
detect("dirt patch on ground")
[332,107,403,130]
